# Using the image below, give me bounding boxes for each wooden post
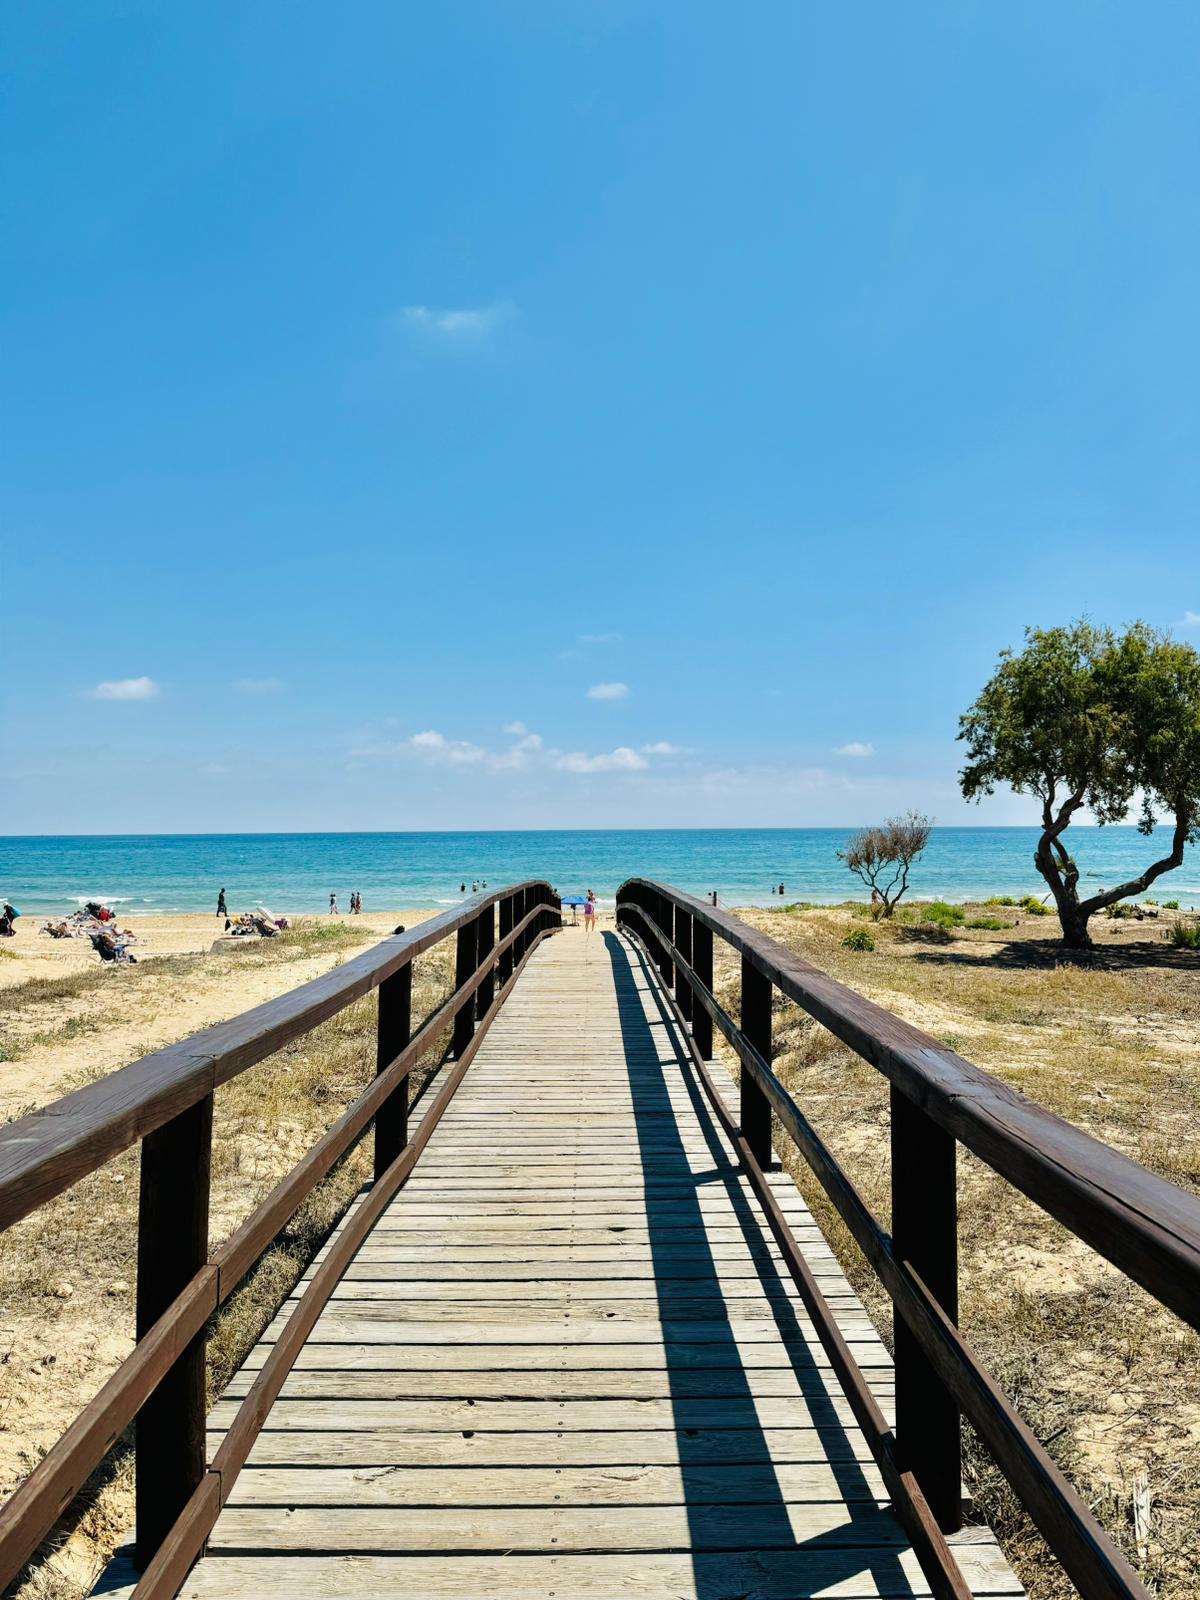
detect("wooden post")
[891,1085,962,1532]
[135,1093,213,1569]
[740,954,773,1168]
[498,893,514,985]
[374,962,412,1180]
[453,917,478,1058]
[692,919,713,1059]
[654,892,674,988]
[475,905,495,1020]
[674,907,693,1023]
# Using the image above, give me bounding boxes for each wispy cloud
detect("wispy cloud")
[87,676,159,702]
[835,741,875,758]
[580,631,622,645]
[396,301,516,344]
[1180,610,1200,627]
[552,746,647,774]
[586,682,629,701]
[233,677,284,695]
[352,723,678,780]
[407,729,488,765]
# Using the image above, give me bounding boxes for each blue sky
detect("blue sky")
[4,2,1199,833]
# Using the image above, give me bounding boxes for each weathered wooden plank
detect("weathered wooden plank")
[179,1540,1024,1599]
[239,1339,890,1374]
[224,1459,889,1507]
[207,1395,887,1433]
[210,1500,909,1553]
[220,1424,881,1468]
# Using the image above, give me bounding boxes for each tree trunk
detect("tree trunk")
[1057,899,1093,950]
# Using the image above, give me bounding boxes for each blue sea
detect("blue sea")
[1,829,1197,916]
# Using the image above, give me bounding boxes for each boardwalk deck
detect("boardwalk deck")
[106,927,1023,1599]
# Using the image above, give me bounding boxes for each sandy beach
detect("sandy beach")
[0,909,431,1123]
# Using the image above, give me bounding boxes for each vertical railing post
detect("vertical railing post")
[375,960,412,1179]
[475,903,496,1020]
[739,954,773,1168]
[454,914,478,1058]
[654,891,674,988]
[674,906,693,1024]
[498,893,514,986]
[135,1092,213,1569]
[692,918,713,1060]
[891,1087,961,1531]
[514,885,528,963]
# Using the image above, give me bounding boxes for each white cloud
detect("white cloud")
[586,682,630,701]
[1181,611,1200,626]
[641,741,681,756]
[835,741,875,758]
[503,721,529,736]
[397,301,516,343]
[580,631,622,645]
[233,677,284,695]
[87,676,159,702]
[553,746,648,774]
[408,729,487,765]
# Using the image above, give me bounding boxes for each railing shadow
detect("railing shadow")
[602,931,916,1595]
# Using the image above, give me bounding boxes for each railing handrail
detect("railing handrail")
[0,881,552,1231]
[0,879,561,1594]
[618,877,1200,1326]
[617,878,1199,1600]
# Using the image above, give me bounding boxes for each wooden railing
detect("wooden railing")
[0,882,561,1597]
[617,878,1200,1600]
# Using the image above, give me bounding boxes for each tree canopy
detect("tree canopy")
[959,620,1200,947]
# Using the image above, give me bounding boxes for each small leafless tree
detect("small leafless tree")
[837,812,933,917]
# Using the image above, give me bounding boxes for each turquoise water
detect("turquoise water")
[1,829,1197,916]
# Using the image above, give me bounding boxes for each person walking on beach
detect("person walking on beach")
[584,889,596,937]
[216,887,227,918]
[330,893,339,915]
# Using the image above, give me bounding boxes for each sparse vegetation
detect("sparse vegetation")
[841,926,875,951]
[923,901,966,929]
[1171,921,1200,951]
[968,917,1010,931]
[837,811,934,917]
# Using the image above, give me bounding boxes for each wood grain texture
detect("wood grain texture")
[100,927,1020,1600]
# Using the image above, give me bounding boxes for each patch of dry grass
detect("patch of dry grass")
[2,932,455,1599]
[715,903,1200,1599]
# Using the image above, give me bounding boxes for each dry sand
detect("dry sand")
[0,910,428,1122]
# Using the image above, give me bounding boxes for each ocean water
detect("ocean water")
[1,829,1197,916]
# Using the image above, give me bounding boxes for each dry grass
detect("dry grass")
[714,902,1200,1599]
[1,924,455,1599]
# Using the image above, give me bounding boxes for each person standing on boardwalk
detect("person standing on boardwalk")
[216,887,227,918]
[584,889,596,937]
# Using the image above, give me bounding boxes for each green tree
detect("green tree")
[958,620,1200,949]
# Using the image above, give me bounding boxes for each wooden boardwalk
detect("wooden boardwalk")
[161,927,1021,1599]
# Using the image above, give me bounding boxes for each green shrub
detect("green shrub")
[1105,902,1137,920]
[1171,922,1200,951]
[1021,897,1052,916]
[1144,898,1159,907]
[923,902,966,929]
[985,895,1018,906]
[1164,900,1180,911]
[841,926,875,952]
[967,917,1008,931]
